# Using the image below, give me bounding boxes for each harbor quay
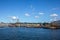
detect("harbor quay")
[0,22,41,27]
[0,20,60,29]
[8,23,41,28]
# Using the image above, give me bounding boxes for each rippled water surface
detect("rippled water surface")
[0,27,60,40]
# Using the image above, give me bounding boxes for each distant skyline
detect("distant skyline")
[0,0,60,23]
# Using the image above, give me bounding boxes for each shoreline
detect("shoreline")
[0,26,60,29]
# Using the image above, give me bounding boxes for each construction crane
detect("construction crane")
[8,16,19,23]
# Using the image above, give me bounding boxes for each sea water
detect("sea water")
[0,27,60,40]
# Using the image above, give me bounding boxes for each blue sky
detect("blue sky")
[0,0,60,23]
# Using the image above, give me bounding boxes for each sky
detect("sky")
[0,0,60,23]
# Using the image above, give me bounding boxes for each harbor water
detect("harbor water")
[0,27,60,40]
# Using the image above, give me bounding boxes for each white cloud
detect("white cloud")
[39,12,44,15]
[35,16,39,18]
[8,16,18,20]
[25,13,30,17]
[50,13,58,17]
[12,16,17,19]
[10,16,18,19]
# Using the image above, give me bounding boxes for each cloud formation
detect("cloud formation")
[50,13,58,17]
[10,16,18,19]
[12,16,17,19]
[25,13,30,17]
[39,12,44,15]
[35,16,39,18]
